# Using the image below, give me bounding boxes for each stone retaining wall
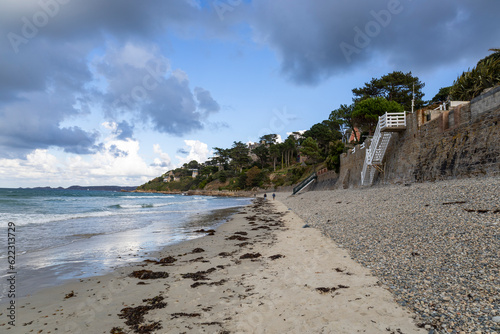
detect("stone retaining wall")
[334,87,500,189]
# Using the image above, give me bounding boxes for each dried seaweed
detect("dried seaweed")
[181,268,217,281]
[239,253,261,260]
[129,270,169,280]
[118,296,166,333]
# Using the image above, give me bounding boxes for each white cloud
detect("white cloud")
[175,140,211,166]
[26,149,60,173]
[152,144,173,168]
[0,138,173,187]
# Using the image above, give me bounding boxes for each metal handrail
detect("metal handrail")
[292,172,317,195]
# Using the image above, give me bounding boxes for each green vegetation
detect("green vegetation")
[329,71,424,144]
[352,71,425,111]
[138,51,499,193]
[450,49,500,100]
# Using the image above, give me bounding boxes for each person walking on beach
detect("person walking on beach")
[272,193,276,200]
[264,193,267,199]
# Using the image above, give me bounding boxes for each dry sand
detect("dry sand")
[2,198,423,333]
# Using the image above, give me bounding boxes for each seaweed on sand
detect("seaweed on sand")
[129,270,169,279]
[118,296,166,333]
[181,267,217,281]
[226,235,249,241]
[64,291,75,299]
[190,279,227,288]
[239,253,261,259]
[315,285,350,294]
[171,312,201,319]
[158,256,177,264]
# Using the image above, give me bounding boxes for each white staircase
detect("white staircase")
[361,112,406,186]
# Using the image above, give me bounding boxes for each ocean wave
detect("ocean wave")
[67,233,105,239]
[108,203,168,209]
[0,205,195,227]
[121,195,176,199]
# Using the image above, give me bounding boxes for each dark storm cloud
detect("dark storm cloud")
[0,0,199,95]
[95,43,218,136]
[0,0,217,156]
[0,86,98,158]
[250,0,500,85]
[0,0,199,52]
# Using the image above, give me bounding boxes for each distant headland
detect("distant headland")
[19,185,138,192]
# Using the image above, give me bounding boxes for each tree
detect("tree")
[269,144,280,171]
[252,144,270,168]
[229,141,250,173]
[352,97,404,135]
[352,71,425,111]
[212,147,230,170]
[303,122,341,157]
[245,166,263,188]
[187,160,199,169]
[299,137,322,163]
[325,140,344,172]
[329,104,358,143]
[431,86,452,104]
[259,134,279,145]
[450,50,500,100]
[281,135,297,167]
[218,170,227,183]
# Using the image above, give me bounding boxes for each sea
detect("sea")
[0,188,251,300]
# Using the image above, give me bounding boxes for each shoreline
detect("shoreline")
[4,198,424,333]
[2,204,247,302]
[132,189,257,198]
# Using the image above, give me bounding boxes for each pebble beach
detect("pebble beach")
[277,176,500,333]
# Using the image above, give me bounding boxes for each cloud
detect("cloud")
[0,1,219,157]
[102,120,135,141]
[176,140,211,166]
[0,0,201,51]
[177,148,189,155]
[94,43,221,136]
[152,144,172,168]
[249,0,500,85]
[195,87,221,115]
[0,139,173,187]
[0,90,99,158]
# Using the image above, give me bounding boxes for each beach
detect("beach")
[278,176,500,333]
[0,190,251,299]
[3,197,424,333]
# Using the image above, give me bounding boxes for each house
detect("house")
[417,101,469,127]
[163,171,180,183]
[347,127,361,143]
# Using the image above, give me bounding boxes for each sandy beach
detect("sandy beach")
[3,197,424,333]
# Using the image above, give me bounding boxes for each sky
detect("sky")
[0,0,499,188]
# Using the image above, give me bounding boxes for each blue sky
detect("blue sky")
[0,0,499,188]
